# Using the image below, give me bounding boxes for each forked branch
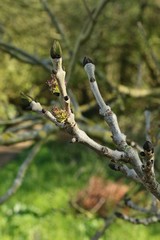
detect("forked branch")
[21,41,160,201]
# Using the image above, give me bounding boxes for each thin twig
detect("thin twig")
[144,109,151,142]
[115,212,160,225]
[0,41,50,71]
[82,0,93,21]
[40,0,70,50]
[0,141,43,204]
[0,123,56,145]
[124,198,152,214]
[66,0,111,82]
[91,215,116,240]
[0,114,41,126]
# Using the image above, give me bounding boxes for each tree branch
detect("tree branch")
[91,214,116,240]
[22,41,160,201]
[40,0,70,50]
[0,141,43,204]
[0,41,50,71]
[115,212,160,225]
[66,0,111,82]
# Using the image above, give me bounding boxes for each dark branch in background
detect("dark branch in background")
[115,212,160,225]
[117,84,160,98]
[0,141,43,204]
[66,0,112,82]
[138,22,160,84]
[0,122,56,145]
[0,114,41,126]
[91,215,116,240]
[124,197,153,214]
[82,0,93,21]
[40,0,70,50]
[0,41,50,71]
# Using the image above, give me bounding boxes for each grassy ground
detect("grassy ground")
[0,140,160,240]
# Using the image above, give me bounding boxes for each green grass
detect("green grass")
[0,140,160,240]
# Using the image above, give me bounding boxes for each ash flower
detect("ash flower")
[46,74,60,96]
[52,106,68,123]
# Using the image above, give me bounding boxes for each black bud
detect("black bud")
[90,77,95,82]
[115,212,123,218]
[64,96,69,101]
[124,197,131,205]
[42,109,46,114]
[83,57,93,67]
[135,218,140,223]
[143,141,154,152]
[109,162,117,171]
[53,92,60,97]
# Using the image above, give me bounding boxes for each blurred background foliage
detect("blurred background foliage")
[0,0,160,239]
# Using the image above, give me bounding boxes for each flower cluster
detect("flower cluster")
[46,73,60,96]
[52,106,68,123]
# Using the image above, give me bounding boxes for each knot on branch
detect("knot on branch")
[83,56,93,66]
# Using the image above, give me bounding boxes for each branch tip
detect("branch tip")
[143,141,153,152]
[20,92,33,109]
[83,56,93,67]
[20,92,33,103]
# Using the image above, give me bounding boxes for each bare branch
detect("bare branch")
[117,84,160,98]
[0,114,41,126]
[109,161,141,182]
[138,22,160,83]
[0,41,50,71]
[124,198,152,214]
[66,0,111,82]
[82,0,93,21]
[40,0,70,50]
[23,41,160,200]
[0,141,43,204]
[115,212,160,225]
[91,215,116,240]
[144,108,151,142]
[83,57,160,200]
[0,121,57,145]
